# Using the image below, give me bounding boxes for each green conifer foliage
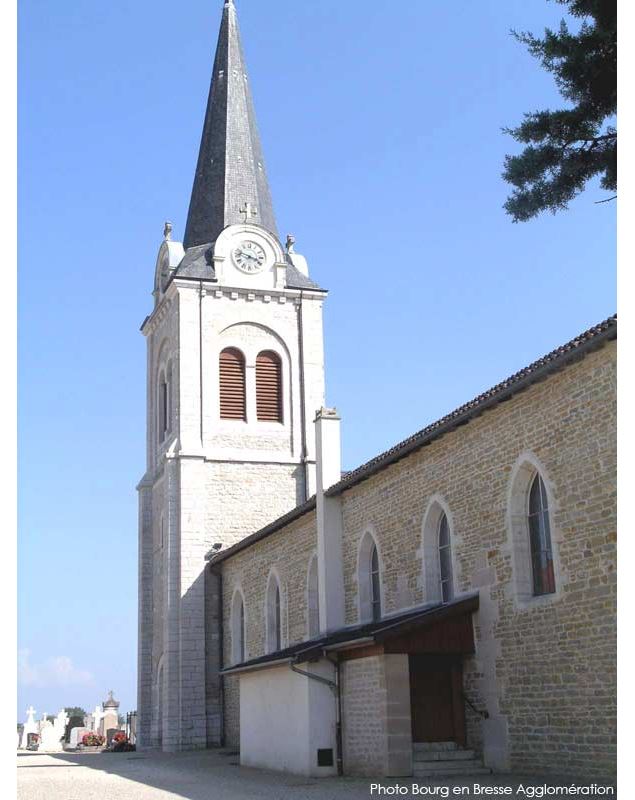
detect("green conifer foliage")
[503,0,616,221]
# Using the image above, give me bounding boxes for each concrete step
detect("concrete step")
[413,741,457,752]
[413,749,476,762]
[413,764,492,778]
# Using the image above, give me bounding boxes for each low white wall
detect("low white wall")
[239,661,338,777]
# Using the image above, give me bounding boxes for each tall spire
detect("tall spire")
[183,0,279,249]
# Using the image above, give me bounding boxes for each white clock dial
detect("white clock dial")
[232,240,267,274]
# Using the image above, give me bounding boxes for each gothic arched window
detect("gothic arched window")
[256,350,283,422]
[219,348,246,421]
[358,531,382,623]
[266,573,283,653]
[528,473,556,596]
[438,512,454,604]
[158,370,168,442]
[307,555,320,638]
[370,543,382,621]
[231,590,246,664]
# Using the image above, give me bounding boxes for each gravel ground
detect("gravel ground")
[17,750,616,800]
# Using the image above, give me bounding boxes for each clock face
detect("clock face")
[232,240,267,274]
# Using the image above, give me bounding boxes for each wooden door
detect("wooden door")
[409,655,465,745]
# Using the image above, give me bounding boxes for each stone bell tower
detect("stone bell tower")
[137,0,327,751]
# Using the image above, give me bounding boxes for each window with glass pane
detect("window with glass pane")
[370,544,381,621]
[239,599,245,662]
[308,556,319,638]
[528,474,556,596]
[159,377,168,440]
[438,513,453,603]
[274,584,281,651]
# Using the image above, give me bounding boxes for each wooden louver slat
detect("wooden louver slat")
[220,348,246,420]
[256,351,282,422]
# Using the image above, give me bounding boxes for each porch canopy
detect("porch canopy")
[221,593,479,676]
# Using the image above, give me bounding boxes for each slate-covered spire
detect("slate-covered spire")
[183,0,279,249]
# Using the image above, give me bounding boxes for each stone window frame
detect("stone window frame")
[264,569,285,654]
[357,527,385,624]
[155,338,174,452]
[306,552,320,640]
[422,495,458,605]
[230,587,247,664]
[507,452,563,608]
[214,323,292,431]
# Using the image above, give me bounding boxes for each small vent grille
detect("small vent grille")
[317,748,334,767]
[256,351,282,423]
[220,348,246,421]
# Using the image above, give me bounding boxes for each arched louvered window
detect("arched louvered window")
[438,512,454,604]
[256,350,283,423]
[219,348,246,421]
[370,543,381,622]
[528,473,556,596]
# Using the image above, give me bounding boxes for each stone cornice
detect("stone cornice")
[171,278,326,303]
[140,294,174,337]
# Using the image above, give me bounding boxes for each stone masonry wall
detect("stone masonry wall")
[221,512,318,746]
[218,339,616,777]
[338,341,616,778]
[341,654,412,777]
[341,656,386,775]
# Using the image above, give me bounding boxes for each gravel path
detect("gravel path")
[17,750,616,800]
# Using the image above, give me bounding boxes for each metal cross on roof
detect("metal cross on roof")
[239,202,258,223]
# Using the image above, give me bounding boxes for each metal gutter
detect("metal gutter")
[220,657,294,677]
[325,317,616,498]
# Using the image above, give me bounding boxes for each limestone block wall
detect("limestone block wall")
[139,271,327,751]
[338,342,616,778]
[221,512,318,745]
[215,338,615,777]
[205,462,305,549]
[340,654,412,777]
[198,288,326,471]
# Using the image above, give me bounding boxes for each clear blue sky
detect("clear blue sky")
[18,0,615,719]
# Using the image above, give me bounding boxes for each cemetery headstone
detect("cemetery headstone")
[20,706,38,749]
[69,727,89,749]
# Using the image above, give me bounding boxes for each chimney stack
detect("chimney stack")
[315,408,345,633]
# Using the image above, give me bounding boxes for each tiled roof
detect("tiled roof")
[220,593,480,674]
[326,315,617,497]
[209,314,616,565]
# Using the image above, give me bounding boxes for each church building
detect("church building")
[137,0,616,781]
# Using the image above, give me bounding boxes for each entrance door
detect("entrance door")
[409,655,465,745]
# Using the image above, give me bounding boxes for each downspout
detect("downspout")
[296,290,309,501]
[290,658,343,776]
[199,280,204,447]
[325,653,344,777]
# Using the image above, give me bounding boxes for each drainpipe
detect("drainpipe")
[296,290,309,500]
[199,280,204,447]
[290,658,343,776]
[325,653,344,777]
